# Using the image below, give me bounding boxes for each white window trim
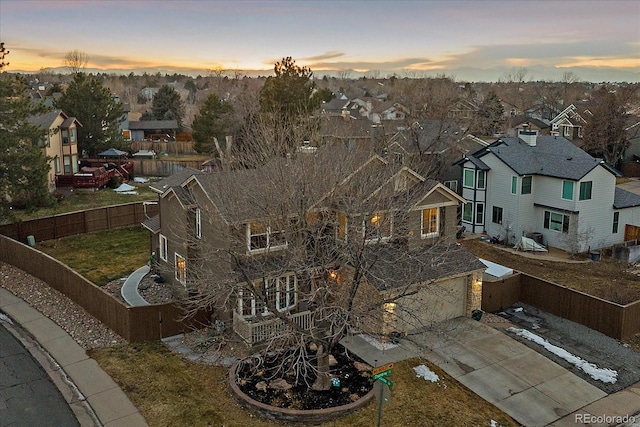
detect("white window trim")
[195,208,202,239]
[562,180,574,201]
[475,202,485,225]
[246,223,287,254]
[462,202,473,223]
[444,180,458,192]
[237,274,297,318]
[363,212,393,244]
[175,253,186,285]
[511,176,518,195]
[476,171,486,190]
[463,168,475,188]
[159,234,168,262]
[421,207,440,238]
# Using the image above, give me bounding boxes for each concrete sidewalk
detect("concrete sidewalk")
[0,287,147,427]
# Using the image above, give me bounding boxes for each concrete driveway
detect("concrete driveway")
[408,318,607,427]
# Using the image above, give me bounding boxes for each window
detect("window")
[421,207,439,237]
[195,208,201,239]
[463,169,475,188]
[521,176,532,194]
[492,206,503,224]
[444,180,458,192]
[62,130,69,144]
[579,181,592,201]
[336,212,347,241]
[563,126,572,137]
[562,180,574,200]
[175,253,186,284]
[238,274,297,317]
[247,222,286,252]
[613,212,619,234]
[159,234,168,262]
[364,211,392,242]
[511,176,518,194]
[54,156,60,174]
[475,203,485,225]
[476,171,486,190]
[462,202,473,222]
[275,275,297,312]
[394,174,407,192]
[70,128,76,143]
[63,156,72,174]
[71,154,78,173]
[544,211,570,233]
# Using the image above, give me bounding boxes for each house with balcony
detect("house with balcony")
[29,109,82,191]
[456,129,640,253]
[144,145,484,345]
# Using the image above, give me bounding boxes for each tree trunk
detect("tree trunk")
[311,343,331,391]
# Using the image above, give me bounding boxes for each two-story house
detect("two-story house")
[29,109,82,191]
[456,129,640,253]
[145,145,484,345]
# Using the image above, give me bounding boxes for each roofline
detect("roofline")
[410,182,467,210]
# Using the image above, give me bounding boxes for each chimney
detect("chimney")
[518,128,539,147]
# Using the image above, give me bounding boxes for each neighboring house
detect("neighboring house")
[447,99,479,120]
[456,129,640,253]
[385,120,487,191]
[549,102,590,142]
[144,145,484,345]
[506,116,550,137]
[28,109,82,191]
[126,120,179,141]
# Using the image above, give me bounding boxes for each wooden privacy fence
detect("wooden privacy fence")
[482,273,640,340]
[130,159,203,177]
[0,234,209,342]
[130,141,195,154]
[0,202,158,244]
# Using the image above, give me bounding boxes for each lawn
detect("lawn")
[89,342,518,427]
[35,226,150,286]
[11,182,158,222]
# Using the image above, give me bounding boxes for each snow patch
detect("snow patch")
[357,334,399,350]
[508,327,617,384]
[513,307,523,312]
[133,177,149,183]
[413,364,439,382]
[114,183,136,192]
[0,313,13,324]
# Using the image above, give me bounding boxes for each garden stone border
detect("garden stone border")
[227,361,375,424]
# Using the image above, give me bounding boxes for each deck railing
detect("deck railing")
[233,310,312,345]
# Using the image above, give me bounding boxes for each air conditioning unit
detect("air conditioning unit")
[528,232,544,246]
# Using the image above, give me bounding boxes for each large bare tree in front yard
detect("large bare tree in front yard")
[159,132,482,392]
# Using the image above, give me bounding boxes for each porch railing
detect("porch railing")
[233,310,312,345]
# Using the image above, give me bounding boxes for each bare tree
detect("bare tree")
[156,115,482,394]
[0,42,9,70]
[582,86,638,166]
[64,49,88,74]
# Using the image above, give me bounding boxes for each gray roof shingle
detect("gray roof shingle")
[364,243,485,291]
[614,187,640,209]
[474,135,604,180]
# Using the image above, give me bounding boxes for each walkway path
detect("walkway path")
[120,265,150,306]
[0,287,147,427]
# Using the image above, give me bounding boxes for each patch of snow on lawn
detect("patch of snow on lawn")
[413,365,439,382]
[357,334,398,350]
[508,327,617,384]
[513,307,523,312]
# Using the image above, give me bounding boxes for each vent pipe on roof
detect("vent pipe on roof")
[519,129,539,147]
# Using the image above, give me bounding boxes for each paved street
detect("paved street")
[0,321,79,427]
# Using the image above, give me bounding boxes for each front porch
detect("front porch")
[233,310,312,345]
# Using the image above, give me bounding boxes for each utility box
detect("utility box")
[27,235,36,247]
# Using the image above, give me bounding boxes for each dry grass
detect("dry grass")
[35,226,149,286]
[90,342,517,427]
[461,238,640,350]
[462,239,640,304]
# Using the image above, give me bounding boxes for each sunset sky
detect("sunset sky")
[1,0,639,82]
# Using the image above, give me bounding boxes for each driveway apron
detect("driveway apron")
[409,318,607,427]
